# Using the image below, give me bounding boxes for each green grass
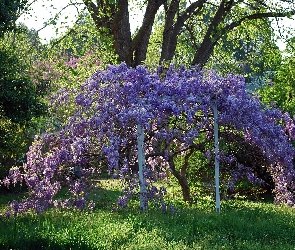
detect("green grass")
[1,180,295,249]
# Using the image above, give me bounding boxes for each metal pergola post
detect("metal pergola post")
[137,124,147,211]
[212,101,220,213]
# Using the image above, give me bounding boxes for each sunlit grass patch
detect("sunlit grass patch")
[1,179,295,249]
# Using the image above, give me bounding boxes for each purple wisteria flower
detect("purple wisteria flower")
[3,62,295,216]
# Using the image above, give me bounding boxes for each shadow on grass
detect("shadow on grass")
[1,188,295,249]
[0,188,122,250]
[0,238,93,250]
[125,201,295,250]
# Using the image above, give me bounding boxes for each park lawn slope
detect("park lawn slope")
[0,180,295,249]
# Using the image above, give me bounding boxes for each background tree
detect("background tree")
[146,10,282,82]
[258,37,295,115]
[76,0,295,67]
[0,21,47,180]
[25,11,119,130]
[31,1,294,67]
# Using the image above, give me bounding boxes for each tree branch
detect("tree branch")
[36,2,84,34]
[83,0,112,29]
[222,10,295,39]
[173,0,207,37]
[131,0,165,65]
[160,0,206,62]
[49,10,86,48]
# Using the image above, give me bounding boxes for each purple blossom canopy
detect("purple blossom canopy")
[2,63,295,215]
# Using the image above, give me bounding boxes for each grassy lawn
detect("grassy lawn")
[1,180,295,249]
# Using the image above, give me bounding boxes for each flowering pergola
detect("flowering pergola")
[3,63,295,215]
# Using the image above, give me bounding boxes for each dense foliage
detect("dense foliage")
[0,38,47,178]
[0,0,28,36]
[0,52,46,124]
[48,12,117,63]
[2,63,295,216]
[258,37,295,116]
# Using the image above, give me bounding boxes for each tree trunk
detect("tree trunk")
[160,0,180,63]
[160,0,206,64]
[131,0,165,66]
[133,22,153,66]
[192,37,216,67]
[178,174,191,202]
[111,0,132,65]
[192,0,234,67]
[168,158,191,202]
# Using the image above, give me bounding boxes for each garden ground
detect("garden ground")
[1,179,295,250]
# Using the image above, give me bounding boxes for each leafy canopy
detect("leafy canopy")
[0,0,28,36]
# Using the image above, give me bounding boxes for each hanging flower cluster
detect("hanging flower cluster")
[2,63,295,216]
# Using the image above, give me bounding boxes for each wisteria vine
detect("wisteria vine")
[2,62,295,217]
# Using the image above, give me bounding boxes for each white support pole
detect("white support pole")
[212,101,220,213]
[137,124,147,210]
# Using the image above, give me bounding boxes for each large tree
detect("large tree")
[79,0,295,67]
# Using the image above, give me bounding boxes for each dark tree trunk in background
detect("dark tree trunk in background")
[111,0,132,65]
[192,0,234,67]
[130,0,164,66]
[83,0,295,67]
[83,0,164,66]
[160,0,206,63]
